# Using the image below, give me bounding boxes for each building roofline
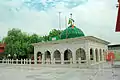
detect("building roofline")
[32,36,110,46]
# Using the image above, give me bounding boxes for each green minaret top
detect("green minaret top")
[60,14,85,39]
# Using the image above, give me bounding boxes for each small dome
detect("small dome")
[60,25,85,39]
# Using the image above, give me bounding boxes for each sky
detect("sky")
[0,0,119,44]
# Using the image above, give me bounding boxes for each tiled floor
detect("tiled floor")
[0,62,120,80]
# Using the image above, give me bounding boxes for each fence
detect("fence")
[0,58,87,65]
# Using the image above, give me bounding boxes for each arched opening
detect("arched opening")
[95,49,99,62]
[76,48,86,63]
[54,50,61,64]
[64,49,72,64]
[90,48,94,60]
[100,49,102,61]
[45,51,51,64]
[37,52,42,64]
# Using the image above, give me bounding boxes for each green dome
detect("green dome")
[60,25,85,39]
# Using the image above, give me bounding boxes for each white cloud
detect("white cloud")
[0,0,119,44]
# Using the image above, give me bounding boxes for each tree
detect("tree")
[48,29,63,38]
[29,34,43,43]
[3,28,42,59]
[2,28,63,59]
[42,35,49,41]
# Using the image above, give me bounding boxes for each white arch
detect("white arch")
[64,49,72,60]
[76,48,86,60]
[54,50,61,64]
[64,49,72,64]
[90,48,94,60]
[45,50,51,60]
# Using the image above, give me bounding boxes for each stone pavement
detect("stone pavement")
[0,62,120,80]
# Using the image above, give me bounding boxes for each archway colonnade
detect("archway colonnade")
[35,48,107,64]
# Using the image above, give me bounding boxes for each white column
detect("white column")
[85,48,90,66]
[98,50,100,62]
[85,41,90,67]
[93,49,96,63]
[72,50,76,64]
[42,53,45,64]
[87,50,91,65]
[34,51,37,64]
[61,52,64,64]
[51,53,54,64]
[101,50,104,62]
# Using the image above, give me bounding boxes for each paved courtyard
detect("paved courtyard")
[0,62,120,80]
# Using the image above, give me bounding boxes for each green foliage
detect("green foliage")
[48,29,63,39]
[3,28,42,59]
[42,29,63,41]
[29,34,43,43]
[2,28,63,59]
[42,35,49,41]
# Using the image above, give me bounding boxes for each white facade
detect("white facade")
[32,36,109,66]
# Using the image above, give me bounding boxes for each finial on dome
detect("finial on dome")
[68,13,75,28]
[70,13,72,18]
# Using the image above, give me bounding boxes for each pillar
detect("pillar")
[85,41,91,67]
[93,49,96,63]
[72,50,76,64]
[51,52,54,64]
[102,50,105,62]
[98,49,100,63]
[61,52,64,64]
[34,51,37,64]
[87,49,91,65]
[42,53,45,64]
